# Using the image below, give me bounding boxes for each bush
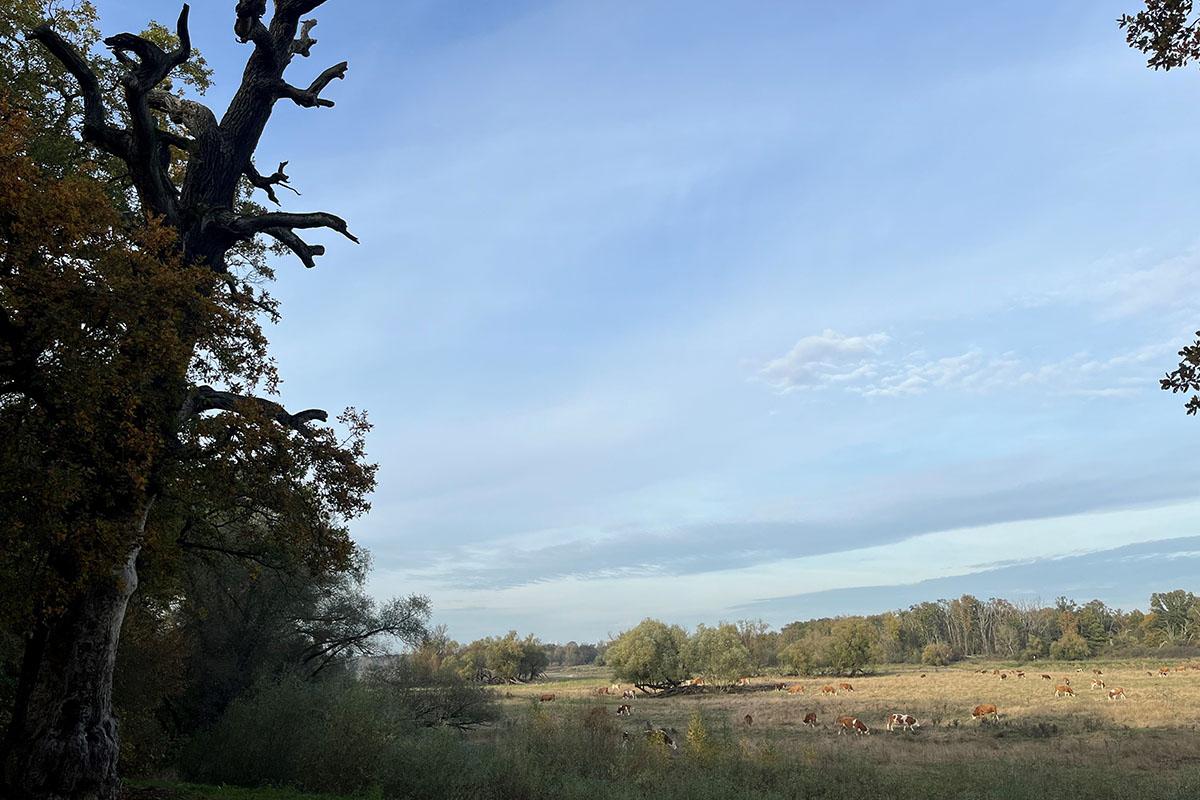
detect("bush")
[1049,630,1091,661]
[921,642,956,666]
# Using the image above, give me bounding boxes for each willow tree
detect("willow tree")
[2,3,375,798]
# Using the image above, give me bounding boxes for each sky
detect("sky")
[98,0,1200,642]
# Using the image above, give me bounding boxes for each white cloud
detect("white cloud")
[758,329,890,392]
[760,333,1169,400]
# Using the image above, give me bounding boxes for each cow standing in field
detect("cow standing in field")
[787,684,805,695]
[1159,667,1171,677]
[886,713,920,733]
[836,715,870,735]
[623,689,635,699]
[539,693,556,702]
[1015,671,1025,679]
[1054,685,1075,698]
[1091,679,1105,690]
[972,704,999,721]
[1108,687,1127,701]
[803,712,818,728]
[1041,674,1052,681]
[820,685,837,695]
[736,677,751,687]
[616,704,632,716]
[838,682,855,693]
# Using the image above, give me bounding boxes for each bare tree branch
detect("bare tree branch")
[277,61,347,108]
[244,160,300,206]
[26,27,132,159]
[103,4,191,92]
[187,384,327,435]
[292,19,318,57]
[263,228,326,269]
[231,210,359,243]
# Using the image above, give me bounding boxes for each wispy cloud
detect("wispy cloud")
[758,332,1170,399]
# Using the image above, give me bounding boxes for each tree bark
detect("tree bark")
[2,509,146,800]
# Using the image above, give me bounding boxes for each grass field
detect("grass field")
[495,660,1200,772]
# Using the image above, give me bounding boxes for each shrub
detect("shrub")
[921,642,956,666]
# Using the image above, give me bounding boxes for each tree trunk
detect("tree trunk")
[2,522,144,800]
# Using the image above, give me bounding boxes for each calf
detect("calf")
[616,704,632,716]
[972,704,999,721]
[539,693,556,702]
[1054,685,1075,698]
[836,715,870,735]
[803,712,818,728]
[1108,687,1127,701]
[886,713,919,733]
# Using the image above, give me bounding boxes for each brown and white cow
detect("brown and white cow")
[820,684,837,695]
[838,682,855,692]
[736,677,751,687]
[972,704,999,721]
[1091,679,1105,690]
[1000,672,1008,680]
[1092,669,1103,676]
[787,684,805,695]
[1015,671,1025,679]
[1159,667,1171,677]
[803,712,818,728]
[1054,685,1075,698]
[1108,687,1127,701]
[886,713,920,733]
[623,689,636,699]
[836,715,870,735]
[539,693,556,702]
[616,704,632,716]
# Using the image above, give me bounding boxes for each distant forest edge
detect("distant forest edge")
[389,589,1200,687]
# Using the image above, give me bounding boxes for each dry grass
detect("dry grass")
[499,661,1200,772]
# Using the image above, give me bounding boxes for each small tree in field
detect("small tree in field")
[605,619,691,692]
[1049,630,1091,661]
[687,624,752,687]
[921,642,956,667]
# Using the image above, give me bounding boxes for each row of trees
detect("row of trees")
[599,591,1200,683]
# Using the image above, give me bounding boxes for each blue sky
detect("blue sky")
[102,1,1200,641]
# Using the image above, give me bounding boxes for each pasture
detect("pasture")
[498,661,1200,775]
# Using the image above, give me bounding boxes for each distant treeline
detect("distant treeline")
[423,590,1200,684]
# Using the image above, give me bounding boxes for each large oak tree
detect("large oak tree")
[1,2,384,797]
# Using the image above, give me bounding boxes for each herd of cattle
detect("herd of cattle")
[529,663,1197,743]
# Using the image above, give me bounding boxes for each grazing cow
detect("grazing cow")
[992,669,1000,676]
[821,685,837,695]
[1108,687,1127,701]
[1159,668,1170,677]
[1041,674,1052,681]
[775,682,788,691]
[788,684,806,695]
[644,724,678,751]
[1076,667,1084,673]
[1054,685,1075,698]
[838,682,855,692]
[689,677,706,687]
[539,693,556,702]
[836,715,869,735]
[920,673,927,678]
[594,687,609,696]
[617,704,633,716]
[1000,672,1008,680]
[1091,679,1105,690]
[1016,671,1025,679]
[743,714,753,726]
[623,689,635,699]
[736,677,751,687]
[886,713,920,733]
[803,712,818,728]
[972,704,999,721]
[1093,669,1103,676]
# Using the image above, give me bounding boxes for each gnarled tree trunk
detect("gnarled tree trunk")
[2,505,147,800]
